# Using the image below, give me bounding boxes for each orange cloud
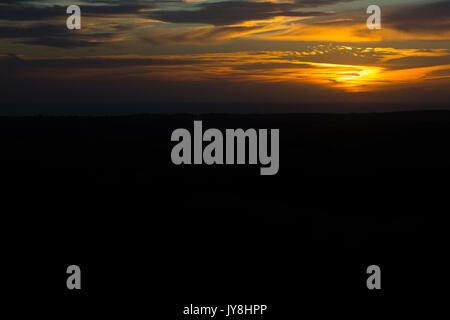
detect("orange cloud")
[6,45,448,95]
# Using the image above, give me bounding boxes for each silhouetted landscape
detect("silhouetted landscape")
[2,109,447,316]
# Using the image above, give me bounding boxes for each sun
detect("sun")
[329,66,383,92]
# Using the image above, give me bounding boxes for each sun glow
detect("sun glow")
[327,66,383,92]
[9,47,449,95]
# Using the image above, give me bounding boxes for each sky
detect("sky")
[0,0,449,111]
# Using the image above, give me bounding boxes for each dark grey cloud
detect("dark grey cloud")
[138,25,263,44]
[0,24,71,38]
[384,1,450,34]
[19,36,104,49]
[0,2,149,21]
[0,4,65,21]
[148,1,334,26]
[0,24,118,48]
[0,53,205,70]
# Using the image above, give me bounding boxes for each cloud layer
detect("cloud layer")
[0,0,449,107]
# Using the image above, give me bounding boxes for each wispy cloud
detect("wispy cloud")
[2,46,448,93]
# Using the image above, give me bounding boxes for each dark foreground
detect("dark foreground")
[2,111,448,317]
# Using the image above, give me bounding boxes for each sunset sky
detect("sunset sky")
[1,0,449,110]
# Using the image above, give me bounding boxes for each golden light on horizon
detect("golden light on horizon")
[8,47,449,96]
[323,65,383,92]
